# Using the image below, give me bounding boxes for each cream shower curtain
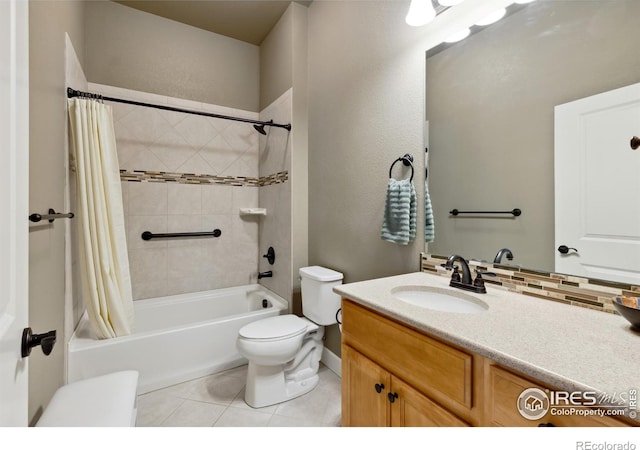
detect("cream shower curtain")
[68,98,134,339]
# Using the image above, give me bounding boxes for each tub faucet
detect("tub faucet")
[493,248,514,264]
[258,271,272,279]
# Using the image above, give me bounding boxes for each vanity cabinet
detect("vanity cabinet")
[341,300,481,426]
[341,299,634,427]
[342,345,469,426]
[485,363,630,427]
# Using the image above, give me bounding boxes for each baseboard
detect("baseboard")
[321,347,341,377]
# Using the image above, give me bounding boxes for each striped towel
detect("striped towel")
[425,179,435,243]
[381,178,416,245]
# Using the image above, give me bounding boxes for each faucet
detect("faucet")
[444,255,494,294]
[445,255,473,285]
[493,248,514,264]
[258,271,272,279]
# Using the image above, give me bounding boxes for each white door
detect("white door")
[0,0,29,426]
[555,82,640,284]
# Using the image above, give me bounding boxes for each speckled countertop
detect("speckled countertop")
[335,271,640,420]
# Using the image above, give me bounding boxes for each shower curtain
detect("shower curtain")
[68,98,134,339]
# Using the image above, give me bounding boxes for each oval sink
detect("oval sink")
[390,286,489,314]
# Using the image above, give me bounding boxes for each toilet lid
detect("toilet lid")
[239,315,309,340]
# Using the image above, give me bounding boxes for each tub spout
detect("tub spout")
[258,271,272,279]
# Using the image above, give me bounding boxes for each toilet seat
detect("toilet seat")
[239,314,310,342]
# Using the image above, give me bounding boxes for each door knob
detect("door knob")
[557,245,578,254]
[631,136,640,150]
[21,327,56,358]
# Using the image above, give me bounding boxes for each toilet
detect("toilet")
[237,266,343,408]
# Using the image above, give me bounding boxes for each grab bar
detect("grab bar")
[449,208,522,217]
[141,229,222,240]
[29,208,75,223]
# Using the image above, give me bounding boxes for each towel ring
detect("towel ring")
[389,154,414,182]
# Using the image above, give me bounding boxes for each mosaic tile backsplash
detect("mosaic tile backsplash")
[421,253,640,314]
[120,169,288,187]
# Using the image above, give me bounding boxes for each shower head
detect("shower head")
[253,120,273,135]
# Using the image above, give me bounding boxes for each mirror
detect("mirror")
[425,0,640,280]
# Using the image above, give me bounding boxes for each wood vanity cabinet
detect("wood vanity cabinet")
[342,345,469,426]
[341,300,480,426]
[485,363,631,427]
[341,299,634,428]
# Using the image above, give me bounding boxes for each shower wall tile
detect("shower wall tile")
[166,215,202,248]
[168,184,202,215]
[202,185,233,215]
[258,89,293,303]
[232,186,259,211]
[127,215,168,250]
[258,181,292,301]
[129,182,168,215]
[92,83,262,300]
[128,247,169,297]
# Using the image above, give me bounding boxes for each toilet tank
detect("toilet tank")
[299,266,343,326]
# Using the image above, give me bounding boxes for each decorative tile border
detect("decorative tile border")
[120,169,288,187]
[421,253,640,314]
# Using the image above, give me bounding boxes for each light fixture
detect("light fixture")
[444,28,470,43]
[438,0,464,5]
[475,8,506,26]
[405,0,437,27]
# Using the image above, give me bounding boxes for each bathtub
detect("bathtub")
[68,284,288,394]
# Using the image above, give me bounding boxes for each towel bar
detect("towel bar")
[29,208,75,223]
[449,209,522,217]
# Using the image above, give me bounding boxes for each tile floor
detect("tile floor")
[136,363,341,427]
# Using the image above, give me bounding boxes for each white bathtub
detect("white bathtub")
[68,285,287,394]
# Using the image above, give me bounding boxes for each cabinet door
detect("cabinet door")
[342,345,391,426]
[390,376,470,427]
[486,364,630,427]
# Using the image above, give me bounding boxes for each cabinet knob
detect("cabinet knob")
[537,422,556,427]
[374,383,384,394]
[387,392,398,403]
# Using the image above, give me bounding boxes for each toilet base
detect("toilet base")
[244,362,320,408]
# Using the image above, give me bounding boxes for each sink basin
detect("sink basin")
[390,286,489,314]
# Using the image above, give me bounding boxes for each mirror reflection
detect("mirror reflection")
[425,0,640,281]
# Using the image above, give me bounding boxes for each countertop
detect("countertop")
[334,271,640,420]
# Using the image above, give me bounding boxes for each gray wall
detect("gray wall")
[84,1,260,112]
[307,1,429,355]
[426,1,640,271]
[260,3,293,111]
[29,0,85,425]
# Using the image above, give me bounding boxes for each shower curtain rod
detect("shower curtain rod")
[67,88,292,132]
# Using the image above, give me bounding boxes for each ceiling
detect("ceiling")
[115,1,311,46]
